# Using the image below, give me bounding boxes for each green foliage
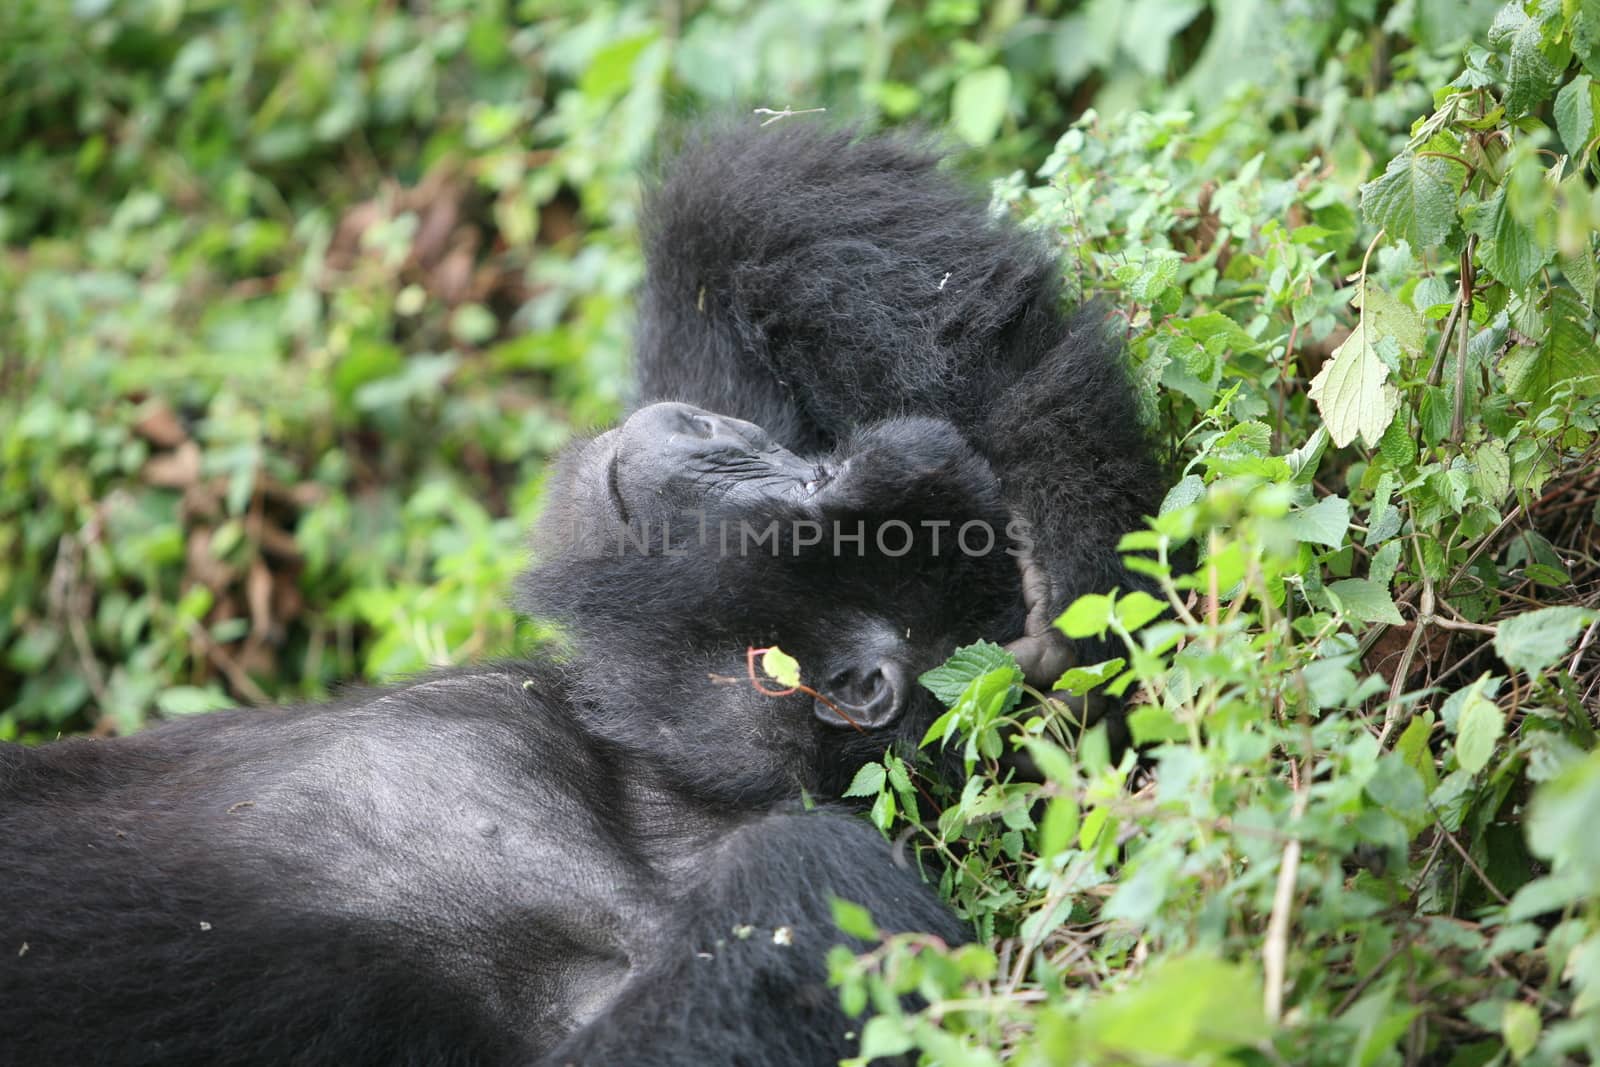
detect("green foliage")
[4,0,1600,1063]
[829,2,1600,1063]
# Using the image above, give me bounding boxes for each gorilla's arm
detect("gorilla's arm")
[541,810,966,1067]
[634,123,1165,665]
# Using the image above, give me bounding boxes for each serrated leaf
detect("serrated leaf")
[1469,186,1549,288]
[1557,73,1596,157]
[1358,283,1426,357]
[1283,494,1350,548]
[1502,286,1600,403]
[1472,439,1511,503]
[760,646,801,689]
[1307,285,1402,448]
[951,66,1011,146]
[1489,4,1560,118]
[1326,578,1405,624]
[1455,686,1504,775]
[842,761,887,799]
[919,640,1020,705]
[1360,150,1465,250]
[1494,605,1599,675]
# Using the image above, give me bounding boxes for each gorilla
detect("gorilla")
[0,123,1160,1066]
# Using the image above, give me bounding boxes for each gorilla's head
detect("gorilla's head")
[522,401,1027,803]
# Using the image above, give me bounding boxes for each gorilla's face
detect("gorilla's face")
[525,402,1025,801]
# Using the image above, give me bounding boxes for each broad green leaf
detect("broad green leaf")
[156,685,233,716]
[1556,73,1596,157]
[1283,494,1350,547]
[1055,593,1114,638]
[858,1016,914,1059]
[1113,590,1165,632]
[950,66,1011,146]
[1494,605,1599,675]
[919,641,1020,705]
[1307,285,1402,448]
[1501,286,1600,403]
[1472,439,1511,503]
[842,761,886,799]
[830,898,881,941]
[760,646,801,689]
[1455,686,1504,775]
[1036,794,1080,859]
[1358,283,1426,358]
[1502,1000,1541,1061]
[1326,578,1405,624]
[1079,955,1270,1058]
[1359,149,1465,250]
[1054,657,1126,695]
[1527,751,1600,879]
[1468,186,1548,288]
[1489,4,1560,117]
[578,32,656,102]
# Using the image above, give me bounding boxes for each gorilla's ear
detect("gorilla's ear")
[813,658,910,730]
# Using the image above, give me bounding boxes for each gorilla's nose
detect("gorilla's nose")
[627,402,774,454]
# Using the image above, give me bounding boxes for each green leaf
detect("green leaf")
[1036,794,1080,860]
[1053,657,1126,695]
[1079,955,1271,1058]
[1283,494,1350,548]
[1489,3,1560,118]
[1468,186,1548,288]
[1359,149,1465,250]
[1494,605,1599,675]
[1326,578,1405,625]
[1455,684,1504,775]
[919,641,1020,705]
[830,898,881,941]
[578,32,656,102]
[760,646,801,689]
[858,1015,915,1060]
[155,685,233,716]
[1472,439,1511,503]
[1556,74,1596,157]
[1501,287,1600,403]
[1307,284,1402,448]
[950,66,1011,146]
[1527,751,1600,879]
[1055,593,1114,639]
[1113,590,1165,632]
[1502,1000,1541,1061]
[842,761,886,799]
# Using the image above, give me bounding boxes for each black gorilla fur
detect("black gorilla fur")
[0,123,1161,1066]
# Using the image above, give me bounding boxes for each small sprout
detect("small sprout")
[732,924,755,940]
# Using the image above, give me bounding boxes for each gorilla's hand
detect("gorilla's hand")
[1004,552,1075,690]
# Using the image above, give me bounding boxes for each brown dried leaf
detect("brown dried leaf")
[133,401,187,448]
[143,441,202,489]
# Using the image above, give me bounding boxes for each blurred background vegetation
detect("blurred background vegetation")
[0,0,1496,735]
[6,1,1600,1062]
